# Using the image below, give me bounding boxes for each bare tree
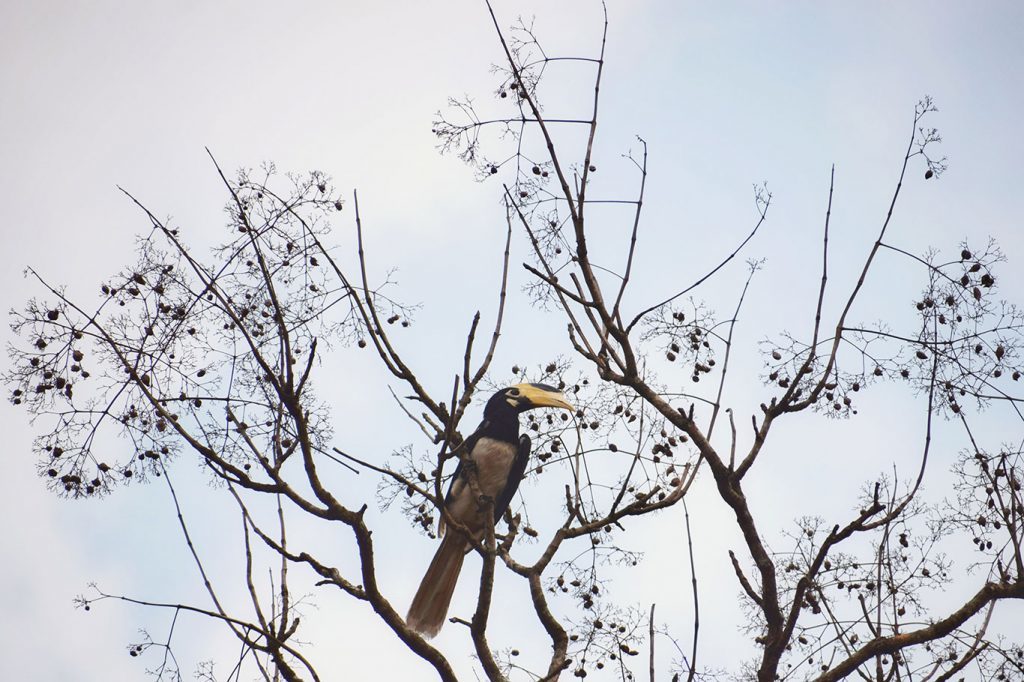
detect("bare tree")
[7,3,1024,681]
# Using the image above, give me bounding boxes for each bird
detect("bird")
[405,383,574,638]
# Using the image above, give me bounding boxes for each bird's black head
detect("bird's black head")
[478,383,574,444]
[483,383,575,420]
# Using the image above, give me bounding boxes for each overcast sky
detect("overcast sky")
[3,1,1023,680]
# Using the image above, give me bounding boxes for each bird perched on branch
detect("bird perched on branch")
[406,383,574,638]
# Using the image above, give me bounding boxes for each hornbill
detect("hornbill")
[405,383,574,638]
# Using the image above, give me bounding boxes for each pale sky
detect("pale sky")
[2,1,1023,680]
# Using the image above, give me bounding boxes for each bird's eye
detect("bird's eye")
[507,387,521,397]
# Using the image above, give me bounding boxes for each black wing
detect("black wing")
[493,434,531,524]
[442,428,483,508]
[438,426,485,536]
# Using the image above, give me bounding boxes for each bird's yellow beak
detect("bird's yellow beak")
[513,383,574,411]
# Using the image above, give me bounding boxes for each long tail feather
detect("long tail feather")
[406,533,467,638]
